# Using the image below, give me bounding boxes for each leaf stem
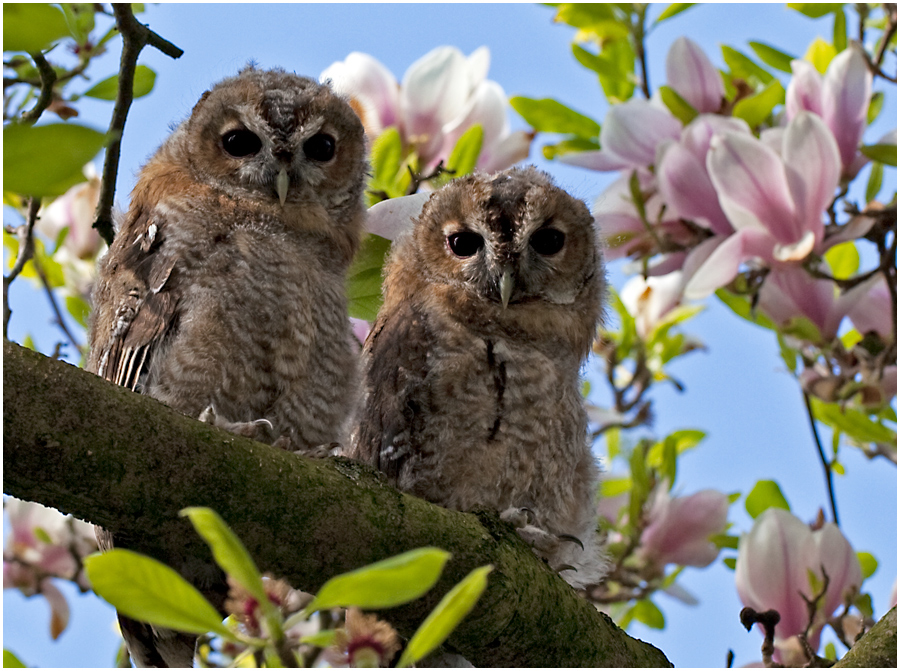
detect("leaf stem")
[803,392,840,526]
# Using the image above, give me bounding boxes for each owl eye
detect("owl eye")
[447,231,484,258]
[303,133,336,162]
[530,228,565,256]
[222,129,262,158]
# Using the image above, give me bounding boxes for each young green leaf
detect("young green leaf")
[860,144,897,167]
[65,295,92,328]
[179,507,268,612]
[715,289,776,331]
[748,41,797,73]
[867,91,884,125]
[2,650,26,668]
[631,599,665,629]
[732,79,785,129]
[832,8,847,52]
[509,97,600,139]
[542,136,600,160]
[721,46,774,85]
[431,124,484,189]
[723,557,737,570]
[865,160,884,203]
[397,565,492,668]
[4,124,107,197]
[82,66,157,101]
[369,126,404,198]
[803,37,837,74]
[84,549,235,640]
[745,480,791,518]
[787,3,844,19]
[658,85,698,125]
[824,241,860,280]
[810,398,897,444]
[346,233,391,321]
[305,547,451,614]
[653,3,696,25]
[3,4,71,53]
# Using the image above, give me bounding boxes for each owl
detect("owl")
[87,66,367,666]
[350,166,607,589]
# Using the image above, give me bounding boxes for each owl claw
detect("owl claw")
[292,442,340,459]
[500,506,535,528]
[557,534,584,551]
[554,564,577,574]
[199,405,274,440]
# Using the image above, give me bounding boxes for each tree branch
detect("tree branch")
[2,198,40,339]
[2,341,670,668]
[834,606,896,668]
[20,51,57,125]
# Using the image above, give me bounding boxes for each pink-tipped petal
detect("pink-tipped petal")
[557,149,634,172]
[758,264,846,339]
[478,129,533,172]
[658,140,734,235]
[465,46,491,93]
[822,46,873,170]
[683,229,776,299]
[846,275,894,338]
[601,98,682,168]
[366,193,431,240]
[321,52,400,132]
[682,114,751,160]
[786,59,824,120]
[666,37,725,114]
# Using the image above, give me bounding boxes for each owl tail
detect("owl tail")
[118,615,197,668]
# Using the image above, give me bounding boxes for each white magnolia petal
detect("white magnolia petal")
[666,37,725,113]
[785,58,824,120]
[822,45,873,169]
[366,193,431,240]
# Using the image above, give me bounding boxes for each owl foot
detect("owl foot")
[199,405,273,440]
[289,441,340,459]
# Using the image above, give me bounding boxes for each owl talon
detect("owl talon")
[199,405,274,440]
[500,506,535,528]
[554,564,577,574]
[557,534,585,551]
[293,442,340,459]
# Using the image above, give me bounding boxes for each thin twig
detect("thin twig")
[20,52,57,125]
[872,4,897,70]
[3,198,40,338]
[633,5,651,98]
[93,5,183,246]
[803,392,840,526]
[31,253,83,355]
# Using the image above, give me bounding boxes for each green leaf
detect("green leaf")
[82,66,157,100]
[865,159,884,203]
[841,328,863,350]
[631,599,665,629]
[732,79,785,129]
[654,3,696,24]
[777,332,798,373]
[867,91,885,125]
[554,3,617,29]
[860,144,897,167]
[84,549,235,639]
[715,289,776,331]
[299,630,337,648]
[810,398,897,444]
[804,37,837,74]
[748,41,797,73]
[4,124,107,197]
[443,124,484,181]
[745,480,791,518]
[3,650,26,668]
[61,3,96,45]
[854,592,873,619]
[592,40,637,103]
[369,127,404,197]
[781,315,823,344]
[601,477,631,498]
[306,547,451,613]
[65,295,91,328]
[723,557,737,570]
[3,4,71,53]
[658,85,698,125]
[179,507,268,612]
[833,8,848,52]
[857,552,877,580]
[824,642,837,660]
[397,565,492,668]
[710,534,740,550]
[628,443,650,524]
[542,137,600,160]
[721,46,774,85]
[788,3,845,19]
[510,97,600,138]
[824,241,859,280]
[647,429,705,471]
[346,233,391,321]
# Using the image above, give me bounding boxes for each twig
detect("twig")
[633,5,651,98]
[740,607,783,668]
[872,4,897,71]
[20,52,57,125]
[31,253,83,355]
[803,392,840,526]
[93,4,183,246]
[3,198,40,338]
[405,160,452,195]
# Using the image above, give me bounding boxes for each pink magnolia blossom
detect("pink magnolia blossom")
[785,46,873,176]
[684,111,841,298]
[847,275,894,338]
[321,47,531,171]
[620,271,685,339]
[735,508,862,660]
[37,163,103,259]
[639,485,729,569]
[666,37,725,114]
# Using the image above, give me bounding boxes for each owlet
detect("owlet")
[350,166,607,589]
[87,66,367,666]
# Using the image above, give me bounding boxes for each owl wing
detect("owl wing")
[355,300,435,483]
[89,205,180,391]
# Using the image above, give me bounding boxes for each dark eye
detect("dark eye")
[530,228,565,256]
[447,231,484,258]
[303,133,336,161]
[221,129,262,157]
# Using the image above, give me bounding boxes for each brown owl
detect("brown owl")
[88,66,367,666]
[350,166,607,589]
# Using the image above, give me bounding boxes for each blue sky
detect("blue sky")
[4,3,897,668]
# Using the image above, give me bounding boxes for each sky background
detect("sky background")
[4,3,897,668]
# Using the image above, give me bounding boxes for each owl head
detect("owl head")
[175,66,367,218]
[387,166,605,354]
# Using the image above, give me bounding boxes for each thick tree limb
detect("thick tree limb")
[3,341,670,667]
[834,607,897,668]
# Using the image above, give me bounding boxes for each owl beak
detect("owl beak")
[276,168,290,206]
[500,267,514,310]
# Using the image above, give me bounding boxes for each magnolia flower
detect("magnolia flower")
[666,37,725,114]
[735,508,862,662]
[639,485,729,570]
[321,47,531,172]
[37,163,103,259]
[684,111,841,298]
[785,46,873,176]
[847,275,894,338]
[619,271,685,339]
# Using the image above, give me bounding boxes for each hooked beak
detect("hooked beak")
[500,266,514,310]
[275,168,290,206]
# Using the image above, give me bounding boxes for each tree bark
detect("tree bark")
[834,606,897,668]
[3,340,671,667]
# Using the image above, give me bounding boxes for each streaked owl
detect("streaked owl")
[87,66,367,666]
[350,166,607,589]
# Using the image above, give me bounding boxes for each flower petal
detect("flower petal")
[478,129,533,172]
[601,98,682,168]
[557,149,634,172]
[822,46,872,170]
[321,52,400,134]
[785,58,824,120]
[366,192,431,241]
[666,37,725,114]
[657,139,733,235]
[682,228,776,299]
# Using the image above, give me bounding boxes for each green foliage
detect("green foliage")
[748,41,796,73]
[84,549,236,640]
[3,4,71,53]
[305,547,451,613]
[3,123,107,197]
[65,295,91,329]
[721,45,774,86]
[397,565,493,668]
[431,124,484,189]
[367,127,406,204]
[3,231,66,289]
[715,289,777,331]
[832,7,848,52]
[788,3,845,19]
[509,97,600,138]
[573,41,636,103]
[860,143,897,167]
[732,79,785,129]
[82,65,157,100]
[653,3,696,25]
[658,85,698,125]
[865,160,884,203]
[857,551,878,580]
[541,136,600,160]
[2,650,26,668]
[745,480,791,518]
[810,397,897,445]
[646,430,706,477]
[867,91,885,125]
[804,37,837,73]
[346,234,391,321]
[627,599,665,629]
[824,242,860,280]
